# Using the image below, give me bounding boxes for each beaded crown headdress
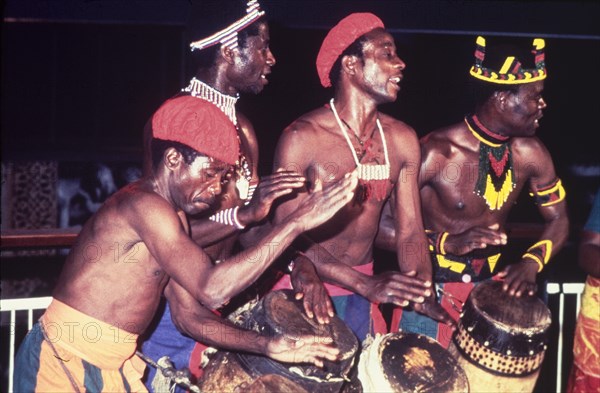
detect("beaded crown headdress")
[190,0,265,52]
[469,36,546,85]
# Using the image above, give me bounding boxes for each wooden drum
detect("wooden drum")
[199,289,359,393]
[448,280,552,393]
[358,332,469,392]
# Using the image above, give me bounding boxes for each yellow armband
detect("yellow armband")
[522,240,553,272]
[529,178,566,207]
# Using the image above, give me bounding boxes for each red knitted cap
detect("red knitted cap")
[316,13,384,88]
[152,96,239,165]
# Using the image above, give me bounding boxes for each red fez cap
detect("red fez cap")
[152,96,239,165]
[316,13,384,88]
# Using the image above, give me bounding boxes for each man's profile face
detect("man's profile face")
[173,154,232,215]
[355,28,405,104]
[229,22,276,95]
[501,81,546,137]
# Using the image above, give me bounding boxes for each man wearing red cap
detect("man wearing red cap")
[377,35,569,349]
[14,97,356,392]
[271,12,452,344]
[140,1,333,390]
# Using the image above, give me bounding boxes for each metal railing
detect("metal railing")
[1,283,586,393]
[1,296,53,393]
[546,282,586,391]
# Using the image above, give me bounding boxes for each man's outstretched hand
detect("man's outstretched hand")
[290,171,358,233]
[238,169,307,225]
[412,293,457,330]
[290,255,335,325]
[445,224,507,256]
[362,270,432,308]
[265,333,340,368]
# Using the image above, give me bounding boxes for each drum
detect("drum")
[199,350,309,393]
[198,289,359,393]
[448,280,552,393]
[358,332,469,392]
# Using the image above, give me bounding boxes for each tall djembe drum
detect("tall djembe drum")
[448,280,552,393]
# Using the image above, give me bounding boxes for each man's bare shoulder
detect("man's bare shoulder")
[511,135,547,152]
[511,135,552,164]
[378,112,416,137]
[421,121,469,159]
[236,112,256,137]
[283,106,333,136]
[104,181,176,221]
[275,107,341,166]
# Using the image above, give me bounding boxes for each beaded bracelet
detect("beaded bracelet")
[244,184,257,205]
[208,206,245,230]
[426,230,449,255]
[521,240,553,272]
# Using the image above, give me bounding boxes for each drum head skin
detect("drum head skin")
[470,280,551,337]
[359,332,469,392]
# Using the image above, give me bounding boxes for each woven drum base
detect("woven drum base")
[449,341,540,393]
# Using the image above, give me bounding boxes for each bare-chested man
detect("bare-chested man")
[271,13,451,344]
[139,1,333,389]
[14,97,357,392]
[378,36,569,348]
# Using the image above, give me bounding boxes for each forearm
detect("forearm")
[520,214,569,272]
[396,232,431,281]
[175,306,269,354]
[375,215,397,252]
[190,199,267,248]
[296,235,371,297]
[579,243,600,278]
[190,217,240,247]
[202,222,300,308]
[238,220,273,250]
[578,230,600,278]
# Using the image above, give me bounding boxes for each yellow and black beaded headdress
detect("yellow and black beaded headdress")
[469,36,547,84]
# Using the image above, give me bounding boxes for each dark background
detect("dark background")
[2,0,598,218]
[1,1,599,392]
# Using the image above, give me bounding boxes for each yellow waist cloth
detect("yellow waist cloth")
[42,298,139,370]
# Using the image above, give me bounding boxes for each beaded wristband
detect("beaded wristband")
[521,240,553,272]
[426,230,449,255]
[208,206,245,230]
[244,184,257,205]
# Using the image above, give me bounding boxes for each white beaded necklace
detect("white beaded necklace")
[330,98,390,182]
[183,77,239,125]
[183,77,254,201]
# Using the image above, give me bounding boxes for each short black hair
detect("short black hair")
[467,78,520,109]
[151,138,204,170]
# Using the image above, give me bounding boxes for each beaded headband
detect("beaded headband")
[189,0,265,52]
[469,36,547,85]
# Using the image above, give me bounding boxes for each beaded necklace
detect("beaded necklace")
[465,114,516,210]
[183,77,238,125]
[330,98,391,201]
[183,77,253,201]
